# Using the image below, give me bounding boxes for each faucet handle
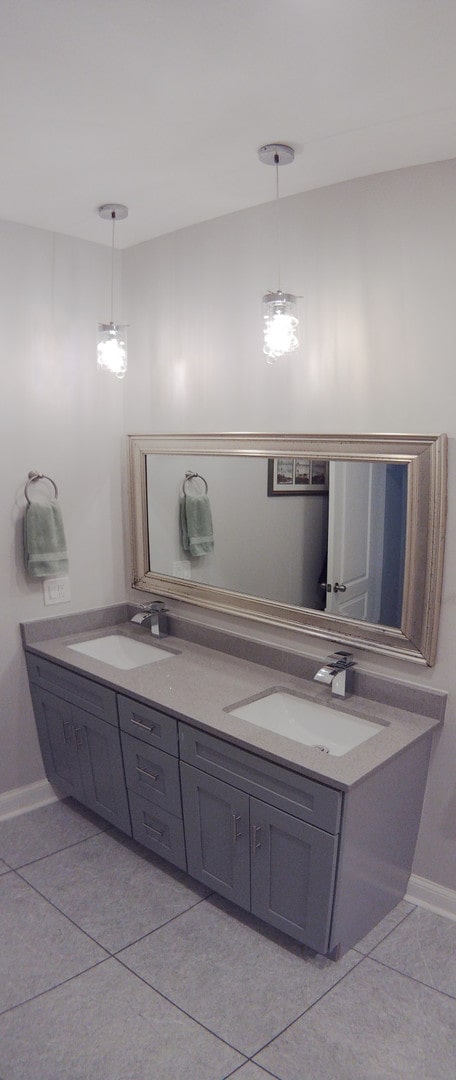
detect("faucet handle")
[145,600,168,637]
[327,650,355,668]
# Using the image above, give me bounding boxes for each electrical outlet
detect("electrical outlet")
[43,576,71,605]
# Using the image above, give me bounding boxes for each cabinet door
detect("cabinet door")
[75,707,131,835]
[30,685,83,799]
[180,763,250,909]
[250,798,338,953]
[30,685,131,835]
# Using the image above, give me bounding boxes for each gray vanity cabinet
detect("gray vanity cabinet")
[24,645,437,958]
[26,656,131,834]
[118,694,187,871]
[179,724,341,953]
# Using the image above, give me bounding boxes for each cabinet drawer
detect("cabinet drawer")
[179,723,342,835]
[122,732,182,817]
[118,694,178,754]
[128,791,186,871]
[26,653,117,725]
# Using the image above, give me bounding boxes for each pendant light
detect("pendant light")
[97,203,128,379]
[258,144,298,363]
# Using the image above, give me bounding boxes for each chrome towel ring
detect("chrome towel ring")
[182,470,208,495]
[24,470,58,504]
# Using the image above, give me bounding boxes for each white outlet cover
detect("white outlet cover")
[43,576,71,605]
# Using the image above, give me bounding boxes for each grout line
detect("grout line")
[0,957,110,1019]
[13,869,113,955]
[352,903,418,956]
[364,953,456,1001]
[412,907,441,989]
[14,866,212,958]
[113,952,250,1059]
[3,826,108,872]
[239,951,367,1059]
[223,1061,282,1080]
[112,892,213,954]
[115,945,367,1063]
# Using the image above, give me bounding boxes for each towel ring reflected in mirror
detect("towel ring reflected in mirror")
[24,471,59,505]
[182,470,209,495]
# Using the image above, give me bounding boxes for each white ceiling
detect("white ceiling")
[2,0,456,248]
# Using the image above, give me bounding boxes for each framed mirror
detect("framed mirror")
[128,433,447,665]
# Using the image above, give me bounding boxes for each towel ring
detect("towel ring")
[183,470,208,495]
[25,471,58,505]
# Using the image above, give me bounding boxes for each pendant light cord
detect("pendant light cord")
[110,210,116,324]
[275,153,281,291]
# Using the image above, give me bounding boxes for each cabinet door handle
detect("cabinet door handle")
[130,715,157,734]
[63,720,73,743]
[232,813,242,843]
[251,823,262,856]
[136,765,159,782]
[143,819,165,839]
[74,727,84,750]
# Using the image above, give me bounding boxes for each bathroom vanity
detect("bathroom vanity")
[21,606,445,958]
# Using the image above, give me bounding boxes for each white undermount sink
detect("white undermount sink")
[68,634,174,670]
[227,690,385,757]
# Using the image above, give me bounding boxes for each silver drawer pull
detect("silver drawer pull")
[130,715,158,733]
[251,823,262,856]
[136,765,159,782]
[232,813,242,843]
[143,820,165,839]
[74,727,84,750]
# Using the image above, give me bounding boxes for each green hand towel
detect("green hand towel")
[180,493,214,556]
[24,501,69,578]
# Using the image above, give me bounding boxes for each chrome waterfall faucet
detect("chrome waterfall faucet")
[313,651,356,698]
[130,601,168,638]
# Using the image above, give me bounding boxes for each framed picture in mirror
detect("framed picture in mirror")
[268,457,329,495]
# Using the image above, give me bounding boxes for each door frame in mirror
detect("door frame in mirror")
[128,433,447,666]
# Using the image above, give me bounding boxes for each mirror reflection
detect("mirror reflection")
[146,454,407,630]
[129,432,446,666]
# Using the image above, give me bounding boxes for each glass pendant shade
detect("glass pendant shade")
[97,203,128,379]
[97,322,127,379]
[263,290,299,363]
[258,144,299,363]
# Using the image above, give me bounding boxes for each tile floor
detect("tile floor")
[0,798,455,1080]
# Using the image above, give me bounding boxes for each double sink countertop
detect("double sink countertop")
[21,603,446,792]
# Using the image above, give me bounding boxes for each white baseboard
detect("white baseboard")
[406,873,456,922]
[0,780,60,822]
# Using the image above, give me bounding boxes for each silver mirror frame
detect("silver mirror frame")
[128,433,447,666]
